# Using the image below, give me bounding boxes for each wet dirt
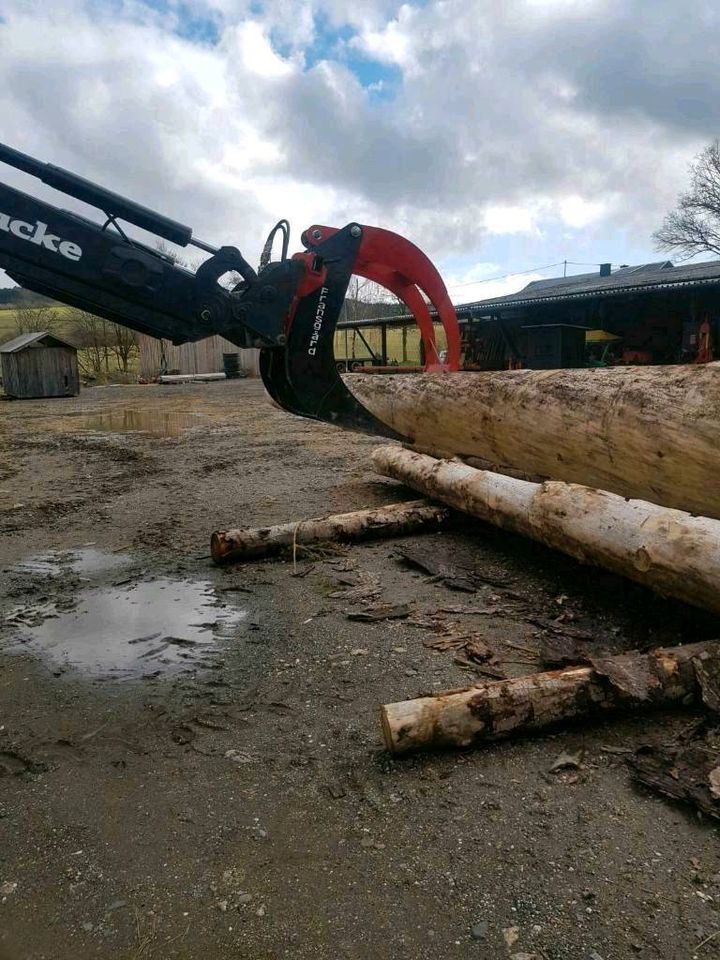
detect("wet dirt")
[11,547,132,577]
[5,574,246,679]
[1,380,720,960]
[35,407,211,437]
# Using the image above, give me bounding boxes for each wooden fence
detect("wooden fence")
[138,334,260,380]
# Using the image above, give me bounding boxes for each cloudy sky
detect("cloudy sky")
[0,0,716,300]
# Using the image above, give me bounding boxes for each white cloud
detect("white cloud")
[0,0,718,295]
[233,21,294,77]
[558,195,607,229]
[484,205,539,235]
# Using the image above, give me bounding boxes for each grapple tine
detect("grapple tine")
[259,222,460,438]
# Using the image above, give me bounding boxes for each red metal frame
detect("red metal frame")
[300,224,461,372]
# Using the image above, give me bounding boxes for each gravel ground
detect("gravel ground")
[1,379,719,960]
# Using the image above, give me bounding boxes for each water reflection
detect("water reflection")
[7,578,246,678]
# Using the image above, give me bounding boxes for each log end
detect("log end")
[210,531,230,564]
[380,705,397,754]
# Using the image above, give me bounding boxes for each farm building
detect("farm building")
[137,334,260,380]
[0,330,79,398]
[337,259,720,369]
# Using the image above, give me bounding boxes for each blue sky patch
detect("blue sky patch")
[136,0,220,44]
[131,1,402,98]
[271,15,401,101]
[344,52,401,101]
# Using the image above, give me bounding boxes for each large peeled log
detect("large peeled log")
[350,366,720,518]
[382,643,719,754]
[372,446,720,615]
[211,500,450,563]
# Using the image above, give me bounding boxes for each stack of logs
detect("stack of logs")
[212,364,720,756]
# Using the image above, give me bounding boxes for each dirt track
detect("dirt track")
[1,379,720,960]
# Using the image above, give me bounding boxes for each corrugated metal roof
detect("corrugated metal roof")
[0,330,77,353]
[337,258,720,330]
[464,259,720,310]
[519,262,672,294]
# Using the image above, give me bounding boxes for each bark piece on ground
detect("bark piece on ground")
[346,604,412,622]
[328,572,382,604]
[395,546,476,592]
[549,750,583,773]
[629,726,720,820]
[539,633,609,667]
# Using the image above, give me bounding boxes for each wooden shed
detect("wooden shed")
[0,331,80,399]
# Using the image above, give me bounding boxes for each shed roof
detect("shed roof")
[336,258,720,330]
[0,330,77,354]
[464,259,720,311]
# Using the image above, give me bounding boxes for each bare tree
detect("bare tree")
[110,323,138,373]
[341,277,404,323]
[12,291,59,335]
[68,308,114,378]
[155,240,201,272]
[655,141,720,258]
[154,239,245,290]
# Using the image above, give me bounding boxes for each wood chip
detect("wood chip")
[346,604,411,623]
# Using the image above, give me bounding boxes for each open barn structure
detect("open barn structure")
[336,259,720,370]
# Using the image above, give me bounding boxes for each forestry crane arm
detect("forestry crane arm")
[0,143,460,438]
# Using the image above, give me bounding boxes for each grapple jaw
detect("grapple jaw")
[258,222,460,439]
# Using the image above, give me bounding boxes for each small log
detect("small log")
[381,643,718,754]
[211,500,450,564]
[159,372,227,382]
[372,446,720,615]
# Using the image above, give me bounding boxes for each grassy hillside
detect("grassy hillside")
[0,305,139,384]
[0,305,77,344]
[0,305,447,369]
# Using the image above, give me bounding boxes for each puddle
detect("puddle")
[5,578,246,679]
[13,548,132,577]
[55,409,209,437]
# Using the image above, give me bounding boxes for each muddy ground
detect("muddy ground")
[1,379,719,960]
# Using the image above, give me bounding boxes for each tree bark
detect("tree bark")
[350,366,720,518]
[372,446,720,614]
[381,642,718,754]
[211,500,450,564]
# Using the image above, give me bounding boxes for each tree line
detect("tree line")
[10,293,138,377]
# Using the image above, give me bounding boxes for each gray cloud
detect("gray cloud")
[0,0,716,279]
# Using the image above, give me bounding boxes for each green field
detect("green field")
[0,305,446,371]
[334,322,449,365]
[0,304,77,343]
[0,305,139,384]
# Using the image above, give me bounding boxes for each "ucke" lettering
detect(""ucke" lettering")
[0,212,82,262]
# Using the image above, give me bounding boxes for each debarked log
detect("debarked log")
[372,446,720,615]
[211,500,450,564]
[381,643,720,754]
[350,366,720,519]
